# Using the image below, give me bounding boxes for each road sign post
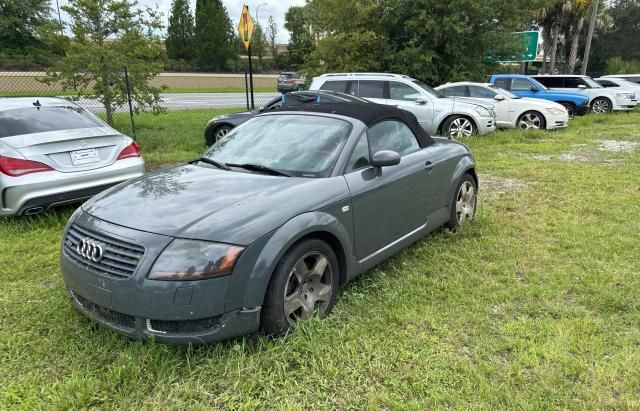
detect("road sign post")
[237,5,256,109]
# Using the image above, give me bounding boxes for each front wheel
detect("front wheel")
[591,97,612,114]
[516,111,546,130]
[559,102,576,118]
[261,239,339,335]
[446,174,477,230]
[205,125,233,146]
[443,116,476,139]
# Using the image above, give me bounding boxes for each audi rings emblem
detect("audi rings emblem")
[77,238,104,262]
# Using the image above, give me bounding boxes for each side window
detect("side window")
[441,86,468,97]
[597,80,616,87]
[493,78,511,90]
[368,120,420,157]
[511,78,534,91]
[468,86,497,98]
[389,81,421,101]
[345,133,370,172]
[535,77,563,88]
[564,77,584,88]
[358,80,385,99]
[319,80,348,93]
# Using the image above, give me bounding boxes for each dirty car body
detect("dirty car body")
[60,102,477,344]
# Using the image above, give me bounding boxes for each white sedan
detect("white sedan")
[436,82,569,130]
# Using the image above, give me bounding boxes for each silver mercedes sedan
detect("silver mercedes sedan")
[0,98,145,216]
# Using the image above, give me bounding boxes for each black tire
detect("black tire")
[446,173,478,230]
[516,110,546,130]
[442,116,476,139]
[558,102,576,118]
[205,124,233,146]
[261,239,339,335]
[591,97,612,114]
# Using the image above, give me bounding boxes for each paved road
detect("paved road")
[74,92,281,113]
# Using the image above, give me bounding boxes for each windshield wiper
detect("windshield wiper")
[192,157,231,170]
[225,163,292,177]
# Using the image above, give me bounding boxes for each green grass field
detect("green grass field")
[1,111,639,409]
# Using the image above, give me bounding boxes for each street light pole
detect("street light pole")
[255,2,268,26]
[581,0,599,75]
[55,0,64,36]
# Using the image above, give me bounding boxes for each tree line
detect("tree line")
[284,0,640,82]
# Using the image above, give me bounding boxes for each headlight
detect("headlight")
[149,239,245,281]
[207,115,229,126]
[474,106,491,117]
[616,92,634,99]
[545,107,566,115]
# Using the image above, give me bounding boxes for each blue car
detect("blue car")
[489,74,590,116]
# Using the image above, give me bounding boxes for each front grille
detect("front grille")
[71,291,136,330]
[147,317,221,335]
[63,224,145,279]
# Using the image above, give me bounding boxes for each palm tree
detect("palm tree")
[562,0,592,73]
[538,1,564,73]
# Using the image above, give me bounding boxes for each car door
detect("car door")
[343,120,433,260]
[509,77,538,98]
[468,85,512,126]
[387,81,436,134]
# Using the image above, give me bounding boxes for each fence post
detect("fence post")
[123,67,137,141]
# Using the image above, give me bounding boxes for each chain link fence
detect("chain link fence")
[0,69,280,158]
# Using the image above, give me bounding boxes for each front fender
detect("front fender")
[447,155,477,208]
[223,209,353,312]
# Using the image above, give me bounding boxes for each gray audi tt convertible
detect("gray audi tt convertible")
[60,101,478,344]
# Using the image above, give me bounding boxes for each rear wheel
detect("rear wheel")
[443,116,476,139]
[591,97,612,114]
[261,239,339,335]
[446,174,477,230]
[516,111,546,130]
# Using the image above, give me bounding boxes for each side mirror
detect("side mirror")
[578,84,587,89]
[414,98,427,105]
[530,85,539,92]
[494,94,505,101]
[371,150,401,168]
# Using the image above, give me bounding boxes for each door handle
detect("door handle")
[425,161,434,173]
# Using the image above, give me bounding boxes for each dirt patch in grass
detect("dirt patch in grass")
[597,139,640,153]
[478,173,531,201]
[523,139,639,165]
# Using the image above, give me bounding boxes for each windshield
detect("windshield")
[530,78,549,91]
[584,77,603,88]
[411,80,445,98]
[202,114,352,178]
[0,105,104,138]
[490,85,520,99]
[617,79,639,88]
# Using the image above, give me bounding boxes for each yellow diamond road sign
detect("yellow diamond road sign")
[237,5,255,50]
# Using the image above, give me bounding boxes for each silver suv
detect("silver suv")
[277,72,306,93]
[309,73,496,138]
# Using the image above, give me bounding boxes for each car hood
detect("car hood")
[82,164,350,245]
[211,111,257,123]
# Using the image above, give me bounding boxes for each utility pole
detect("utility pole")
[581,0,599,75]
[55,0,64,36]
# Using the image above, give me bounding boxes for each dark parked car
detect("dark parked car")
[277,71,306,93]
[204,90,370,146]
[61,101,478,344]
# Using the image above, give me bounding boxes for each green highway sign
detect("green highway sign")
[496,31,539,63]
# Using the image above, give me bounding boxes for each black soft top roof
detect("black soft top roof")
[280,101,435,148]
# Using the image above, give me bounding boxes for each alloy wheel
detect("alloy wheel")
[455,181,477,224]
[591,99,610,114]
[517,112,543,129]
[283,251,334,327]
[448,118,474,138]
[215,127,231,141]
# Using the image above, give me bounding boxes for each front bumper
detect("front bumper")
[476,116,497,135]
[545,112,570,130]
[0,158,144,216]
[613,96,637,111]
[60,213,261,344]
[576,104,590,116]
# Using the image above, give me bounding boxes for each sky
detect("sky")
[56,0,306,43]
